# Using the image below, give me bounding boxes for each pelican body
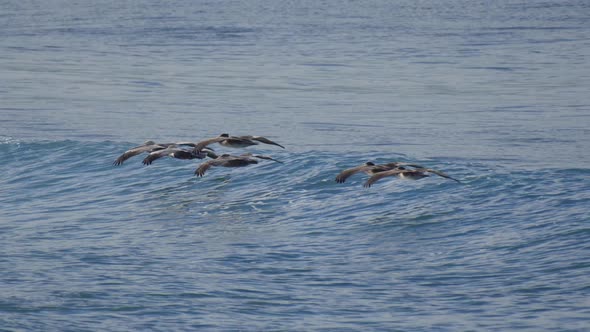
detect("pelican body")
[194,153,282,177]
[194,133,285,151]
[335,161,426,183]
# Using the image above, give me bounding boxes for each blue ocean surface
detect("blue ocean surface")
[1,0,590,331]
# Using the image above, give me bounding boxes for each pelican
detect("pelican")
[194,153,282,177]
[113,141,167,166]
[113,140,210,165]
[194,133,285,151]
[335,161,426,183]
[142,147,217,165]
[363,167,461,188]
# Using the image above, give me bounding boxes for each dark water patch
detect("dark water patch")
[486,26,579,31]
[412,60,457,65]
[301,121,384,128]
[464,66,516,71]
[128,80,163,87]
[300,62,351,67]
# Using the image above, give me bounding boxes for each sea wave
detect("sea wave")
[1,139,589,330]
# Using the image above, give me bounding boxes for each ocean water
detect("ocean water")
[1,0,590,330]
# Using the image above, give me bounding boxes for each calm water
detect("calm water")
[1,0,590,330]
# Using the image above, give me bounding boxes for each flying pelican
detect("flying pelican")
[335,161,426,183]
[194,133,285,151]
[113,141,167,166]
[363,167,461,188]
[194,153,282,177]
[113,140,211,165]
[142,147,217,165]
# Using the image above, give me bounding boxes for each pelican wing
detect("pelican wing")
[194,156,231,177]
[253,155,283,163]
[223,137,258,147]
[113,144,165,166]
[241,153,283,163]
[194,160,215,177]
[142,148,176,165]
[194,136,227,151]
[335,165,374,183]
[363,169,404,188]
[241,136,285,149]
[418,168,461,183]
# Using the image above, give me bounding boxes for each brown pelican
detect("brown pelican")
[113,141,208,165]
[142,147,217,165]
[194,133,285,151]
[113,141,166,166]
[335,161,426,183]
[363,167,461,188]
[194,153,282,177]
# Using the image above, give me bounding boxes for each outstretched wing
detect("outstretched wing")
[254,155,283,163]
[194,160,214,177]
[241,136,285,149]
[113,144,164,166]
[241,153,283,163]
[418,168,461,183]
[194,136,227,152]
[335,165,373,183]
[194,157,229,177]
[223,137,258,147]
[142,148,174,165]
[363,169,403,188]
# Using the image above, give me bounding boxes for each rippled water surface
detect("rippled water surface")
[1,0,590,330]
